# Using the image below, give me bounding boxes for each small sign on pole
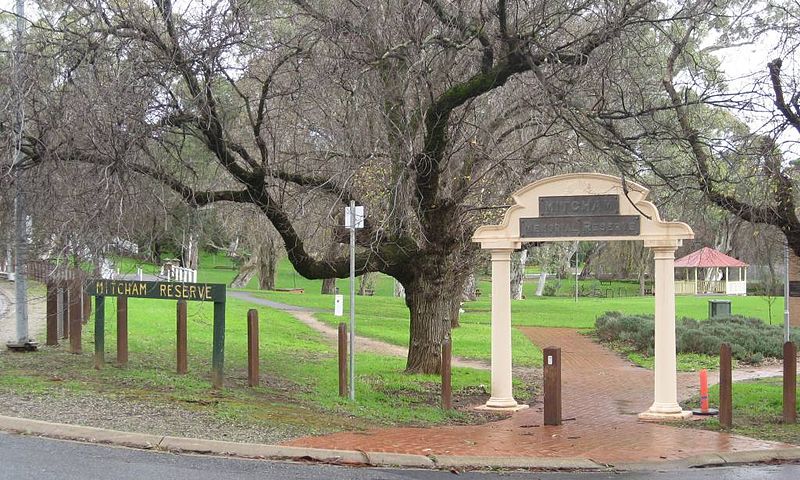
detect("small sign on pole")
[344,206,365,229]
[334,294,344,316]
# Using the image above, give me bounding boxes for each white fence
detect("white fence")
[160,263,197,283]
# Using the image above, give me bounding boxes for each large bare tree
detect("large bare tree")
[8,0,678,372]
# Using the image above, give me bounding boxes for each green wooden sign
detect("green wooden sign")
[88,278,227,388]
[88,279,226,302]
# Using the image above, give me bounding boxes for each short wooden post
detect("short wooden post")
[784,341,797,424]
[117,296,128,366]
[211,301,225,389]
[59,283,69,339]
[543,347,562,426]
[68,281,82,354]
[247,309,259,387]
[82,291,91,324]
[441,337,452,410]
[94,296,105,369]
[719,343,733,429]
[46,282,58,346]
[338,323,347,397]
[177,300,188,374]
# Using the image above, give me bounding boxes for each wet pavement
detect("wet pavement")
[286,327,794,463]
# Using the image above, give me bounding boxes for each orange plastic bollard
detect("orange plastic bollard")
[692,367,719,416]
[700,369,709,412]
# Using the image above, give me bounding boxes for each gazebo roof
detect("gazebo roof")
[675,247,748,268]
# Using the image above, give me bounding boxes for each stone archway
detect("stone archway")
[473,173,694,420]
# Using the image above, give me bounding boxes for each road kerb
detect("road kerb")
[610,453,727,471]
[433,455,604,470]
[362,451,436,468]
[0,415,163,450]
[716,448,800,465]
[159,435,370,465]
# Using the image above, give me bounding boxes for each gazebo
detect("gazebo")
[674,247,748,295]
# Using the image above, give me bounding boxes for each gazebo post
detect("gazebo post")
[725,267,729,295]
[694,267,698,294]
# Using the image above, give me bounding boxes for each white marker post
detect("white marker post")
[345,201,365,401]
[334,294,344,317]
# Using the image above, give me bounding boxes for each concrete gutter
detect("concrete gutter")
[1,414,798,471]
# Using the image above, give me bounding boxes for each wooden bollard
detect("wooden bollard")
[338,323,347,397]
[784,341,797,424]
[82,291,91,324]
[94,296,105,369]
[247,309,259,387]
[177,300,188,374]
[46,282,58,346]
[719,343,733,429]
[68,281,82,354]
[117,296,128,366]
[441,337,452,410]
[59,284,69,340]
[543,347,562,426]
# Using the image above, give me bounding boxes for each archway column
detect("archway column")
[639,242,692,421]
[480,248,527,411]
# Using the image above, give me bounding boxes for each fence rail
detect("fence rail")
[25,260,88,284]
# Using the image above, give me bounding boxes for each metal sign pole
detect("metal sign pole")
[348,200,356,401]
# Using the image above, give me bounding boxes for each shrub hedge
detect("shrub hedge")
[595,311,800,364]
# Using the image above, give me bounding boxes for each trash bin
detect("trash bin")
[708,300,732,319]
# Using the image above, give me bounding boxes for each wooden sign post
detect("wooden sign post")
[784,341,797,424]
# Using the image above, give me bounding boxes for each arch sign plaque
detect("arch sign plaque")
[473,173,694,420]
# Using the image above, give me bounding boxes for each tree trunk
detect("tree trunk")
[639,269,646,296]
[321,278,337,294]
[181,231,199,270]
[321,238,339,294]
[152,240,163,266]
[462,272,477,301]
[257,240,277,290]
[579,243,603,278]
[535,271,547,296]
[231,254,258,288]
[394,279,405,298]
[510,250,527,300]
[403,262,466,374]
[358,271,375,295]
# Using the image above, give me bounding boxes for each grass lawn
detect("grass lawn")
[681,376,800,445]
[109,255,787,372]
[0,294,520,433]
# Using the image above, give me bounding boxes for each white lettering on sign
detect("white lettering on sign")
[547,355,553,365]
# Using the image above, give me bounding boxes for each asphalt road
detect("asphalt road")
[1,432,799,480]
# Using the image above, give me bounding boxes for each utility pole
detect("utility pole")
[7,0,35,351]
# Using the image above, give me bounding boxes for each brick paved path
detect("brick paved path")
[286,327,792,463]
